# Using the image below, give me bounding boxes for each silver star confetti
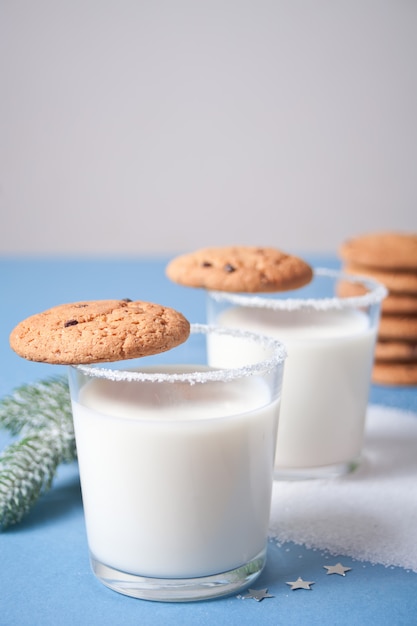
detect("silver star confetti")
[238,588,275,602]
[323,562,352,576]
[286,577,315,590]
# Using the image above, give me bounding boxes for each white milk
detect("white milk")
[215,307,377,471]
[72,370,279,578]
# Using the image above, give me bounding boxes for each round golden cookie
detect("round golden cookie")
[9,300,190,365]
[166,246,313,293]
[373,361,417,386]
[336,279,375,299]
[378,315,417,341]
[380,293,417,315]
[339,232,417,271]
[344,263,417,295]
[338,280,417,314]
[375,340,417,362]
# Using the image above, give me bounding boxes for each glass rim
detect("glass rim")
[208,267,388,311]
[71,323,287,384]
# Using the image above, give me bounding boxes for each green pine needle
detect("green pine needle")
[0,378,73,434]
[0,377,76,529]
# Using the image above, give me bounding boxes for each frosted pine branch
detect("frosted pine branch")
[0,378,73,434]
[0,378,76,529]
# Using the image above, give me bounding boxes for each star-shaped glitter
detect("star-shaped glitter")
[286,577,315,590]
[238,588,275,602]
[323,562,352,576]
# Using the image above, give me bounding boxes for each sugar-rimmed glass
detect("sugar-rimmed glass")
[207,268,387,480]
[68,323,286,602]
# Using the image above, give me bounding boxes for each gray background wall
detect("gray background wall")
[1,1,416,257]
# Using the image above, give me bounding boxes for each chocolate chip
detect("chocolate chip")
[64,319,79,328]
[121,298,132,302]
[202,261,212,268]
[224,264,236,273]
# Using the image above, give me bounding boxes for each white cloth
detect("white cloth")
[269,405,417,572]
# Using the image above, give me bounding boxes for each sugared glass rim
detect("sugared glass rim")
[72,323,287,384]
[208,267,388,311]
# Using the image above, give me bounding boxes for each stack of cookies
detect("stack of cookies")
[339,232,417,386]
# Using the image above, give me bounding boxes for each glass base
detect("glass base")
[274,456,361,481]
[90,549,266,602]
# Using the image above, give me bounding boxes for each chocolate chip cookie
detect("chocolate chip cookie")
[166,246,313,293]
[10,299,190,364]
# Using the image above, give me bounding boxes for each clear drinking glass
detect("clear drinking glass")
[207,268,387,479]
[68,323,286,602]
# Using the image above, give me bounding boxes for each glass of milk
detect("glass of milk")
[68,324,286,602]
[207,268,387,480]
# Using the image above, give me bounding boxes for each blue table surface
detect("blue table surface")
[1,255,416,626]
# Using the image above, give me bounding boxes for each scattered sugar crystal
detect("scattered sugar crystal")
[269,405,417,572]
